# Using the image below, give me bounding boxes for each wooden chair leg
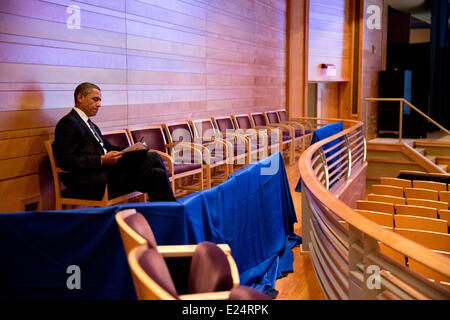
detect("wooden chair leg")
[205,165,212,189]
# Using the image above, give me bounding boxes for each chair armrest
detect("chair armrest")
[166,142,207,164]
[179,291,231,300]
[157,243,231,257]
[266,123,295,138]
[221,132,250,151]
[149,149,174,176]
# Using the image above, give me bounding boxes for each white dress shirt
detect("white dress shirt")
[73,107,107,155]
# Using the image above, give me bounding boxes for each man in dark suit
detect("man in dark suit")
[54,82,175,201]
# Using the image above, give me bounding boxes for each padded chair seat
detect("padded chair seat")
[294,129,304,137]
[165,162,201,175]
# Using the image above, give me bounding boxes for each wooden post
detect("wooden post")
[399,100,403,143]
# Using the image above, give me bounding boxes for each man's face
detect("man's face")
[77,88,102,117]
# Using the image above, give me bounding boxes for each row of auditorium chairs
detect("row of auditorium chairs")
[45,110,313,209]
[374,177,450,204]
[115,209,270,300]
[355,176,450,289]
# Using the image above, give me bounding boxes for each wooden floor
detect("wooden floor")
[273,152,325,300]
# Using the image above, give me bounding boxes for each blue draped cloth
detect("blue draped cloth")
[0,152,301,299]
[295,121,344,192]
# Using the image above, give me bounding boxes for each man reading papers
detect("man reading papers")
[53,82,176,201]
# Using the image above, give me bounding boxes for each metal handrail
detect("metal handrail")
[365,98,450,142]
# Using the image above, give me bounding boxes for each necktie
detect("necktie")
[87,119,106,154]
[87,119,103,143]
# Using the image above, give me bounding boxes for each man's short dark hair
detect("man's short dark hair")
[74,82,101,103]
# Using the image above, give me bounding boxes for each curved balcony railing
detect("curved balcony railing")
[298,117,450,300]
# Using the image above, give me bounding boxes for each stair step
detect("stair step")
[437,164,448,172]
[414,148,426,155]
[426,155,437,163]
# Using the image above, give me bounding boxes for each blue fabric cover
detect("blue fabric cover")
[295,121,344,192]
[0,152,301,299]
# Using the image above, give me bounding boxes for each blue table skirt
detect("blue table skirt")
[0,152,301,299]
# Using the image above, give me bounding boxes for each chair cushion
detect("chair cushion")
[138,248,179,299]
[229,285,271,300]
[173,163,201,174]
[295,129,304,137]
[123,212,158,249]
[187,241,233,293]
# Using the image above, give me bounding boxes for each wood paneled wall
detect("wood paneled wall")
[360,0,387,139]
[308,0,353,82]
[0,0,287,212]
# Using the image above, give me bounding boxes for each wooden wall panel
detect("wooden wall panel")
[308,0,353,82]
[0,0,286,212]
[360,0,386,139]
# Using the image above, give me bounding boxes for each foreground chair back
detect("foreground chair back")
[116,209,248,300]
[44,140,144,209]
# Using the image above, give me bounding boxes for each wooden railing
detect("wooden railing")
[299,118,450,300]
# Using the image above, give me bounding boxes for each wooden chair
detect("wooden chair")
[250,112,295,165]
[190,118,247,172]
[438,209,450,226]
[232,114,285,163]
[355,209,394,228]
[413,180,447,192]
[404,187,439,201]
[44,140,145,210]
[103,129,133,147]
[394,215,448,234]
[394,228,450,252]
[405,198,448,211]
[438,191,450,207]
[163,121,230,189]
[378,242,407,266]
[264,110,308,153]
[394,204,438,219]
[356,200,395,215]
[275,109,313,145]
[367,193,406,205]
[371,184,404,198]
[380,177,412,188]
[116,209,241,300]
[408,258,450,289]
[212,115,268,162]
[127,126,204,198]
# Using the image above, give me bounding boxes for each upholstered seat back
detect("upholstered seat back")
[234,115,252,129]
[166,123,194,142]
[103,130,131,147]
[266,111,280,124]
[277,110,288,121]
[188,241,234,293]
[215,117,235,131]
[130,127,167,153]
[122,211,158,249]
[137,247,179,299]
[251,113,267,126]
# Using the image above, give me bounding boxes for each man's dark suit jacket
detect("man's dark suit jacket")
[54,109,123,200]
